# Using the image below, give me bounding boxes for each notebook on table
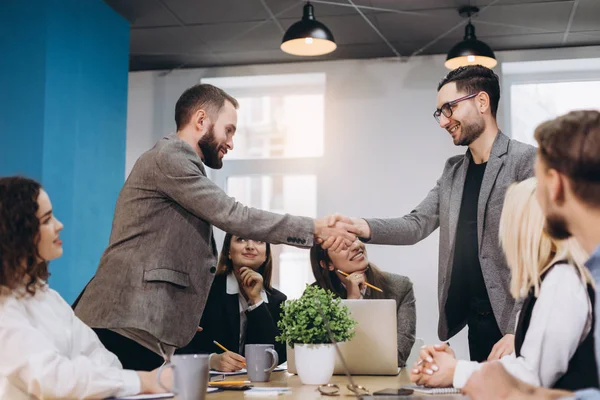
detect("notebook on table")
[403,384,462,394]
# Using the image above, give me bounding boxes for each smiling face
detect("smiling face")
[228,235,267,271]
[436,82,485,147]
[324,240,369,274]
[198,100,237,169]
[35,189,64,262]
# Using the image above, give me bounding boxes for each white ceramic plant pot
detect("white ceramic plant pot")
[293,343,336,385]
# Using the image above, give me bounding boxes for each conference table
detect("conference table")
[206,369,465,399]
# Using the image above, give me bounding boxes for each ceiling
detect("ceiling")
[103,0,600,71]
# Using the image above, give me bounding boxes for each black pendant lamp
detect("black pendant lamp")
[281,2,337,56]
[445,6,497,70]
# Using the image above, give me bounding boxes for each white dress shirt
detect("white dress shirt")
[453,263,592,389]
[0,284,140,399]
[226,273,269,353]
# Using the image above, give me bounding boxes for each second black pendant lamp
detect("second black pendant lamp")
[280,2,337,56]
[445,6,497,70]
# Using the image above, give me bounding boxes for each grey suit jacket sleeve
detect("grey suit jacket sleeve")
[379,272,416,366]
[506,145,538,333]
[155,141,314,247]
[518,146,537,181]
[364,178,441,245]
[395,278,416,367]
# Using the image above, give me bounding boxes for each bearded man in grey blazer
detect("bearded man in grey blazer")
[74,84,357,370]
[328,66,536,362]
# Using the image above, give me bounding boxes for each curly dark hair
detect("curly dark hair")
[0,176,49,295]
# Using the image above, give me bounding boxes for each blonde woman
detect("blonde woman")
[410,177,598,391]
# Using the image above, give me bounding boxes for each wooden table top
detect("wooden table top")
[207,369,415,399]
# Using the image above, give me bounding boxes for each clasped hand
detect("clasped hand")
[314,214,371,252]
[410,343,457,388]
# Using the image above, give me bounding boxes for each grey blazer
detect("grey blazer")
[371,271,416,367]
[366,132,536,341]
[75,134,314,351]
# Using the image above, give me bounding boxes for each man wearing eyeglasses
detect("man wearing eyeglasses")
[327,65,536,362]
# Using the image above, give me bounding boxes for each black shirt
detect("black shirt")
[445,160,493,333]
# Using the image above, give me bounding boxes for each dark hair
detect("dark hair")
[0,177,49,295]
[534,110,600,207]
[437,65,501,118]
[216,233,274,291]
[310,244,389,300]
[175,84,239,131]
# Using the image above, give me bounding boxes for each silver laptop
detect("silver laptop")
[333,299,398,375]
[287,299,399,376]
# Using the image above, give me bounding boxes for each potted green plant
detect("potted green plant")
[277,285,356,384]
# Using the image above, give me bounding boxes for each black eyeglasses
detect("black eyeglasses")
[433,92,478,123]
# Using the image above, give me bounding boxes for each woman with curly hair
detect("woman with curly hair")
[0,176,172,399]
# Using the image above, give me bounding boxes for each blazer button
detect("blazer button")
[209,266,216,273]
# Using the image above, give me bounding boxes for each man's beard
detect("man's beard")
[198,124,223,169]
[544,213,572,240]
[455,118,485,146]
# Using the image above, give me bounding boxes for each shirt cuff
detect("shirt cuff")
[247,300,264,312]
[572,388,600,399]
[118,369,142,397]
[453,360,481,389]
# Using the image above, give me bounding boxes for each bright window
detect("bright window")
[227,175,317,299]
[203,73,325,299]
[503,58,600,146]
[202,74,325,159]
[510,81,600,146]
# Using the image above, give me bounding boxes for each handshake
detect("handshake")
[313,214,371,251]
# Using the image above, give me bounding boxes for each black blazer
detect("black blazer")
[177,273,287,364]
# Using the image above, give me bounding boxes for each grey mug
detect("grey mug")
[245,344,279,382]
[157,354,209,400]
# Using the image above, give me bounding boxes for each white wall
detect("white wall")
[125,45,600,361]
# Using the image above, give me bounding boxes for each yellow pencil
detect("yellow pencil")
[336,269,383,293]
[213,340,247,366]
[213,340,230,353]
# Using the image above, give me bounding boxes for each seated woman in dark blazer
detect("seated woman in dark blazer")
[310,239,417,367]
[178,233,286,372]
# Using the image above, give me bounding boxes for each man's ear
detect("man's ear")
[476,91,491,115]
[191,109,209,131]
[547,168,566,205]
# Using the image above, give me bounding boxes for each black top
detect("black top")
[177,274,287,363]
[515,263,599,391]
[445,160,493,332]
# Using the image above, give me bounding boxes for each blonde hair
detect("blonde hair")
[499,177,593,298]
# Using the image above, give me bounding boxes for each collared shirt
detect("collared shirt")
[574,245,600,400]
[452,263,592,389]
[226,273,269,353]
[0,285,140,399]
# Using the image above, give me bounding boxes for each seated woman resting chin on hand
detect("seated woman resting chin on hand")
[177,233,287,372]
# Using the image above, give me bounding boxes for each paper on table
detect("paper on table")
[111,387,219,400]
[245,387,290,392]
[210,364,287,376]
[109,394,174,400]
